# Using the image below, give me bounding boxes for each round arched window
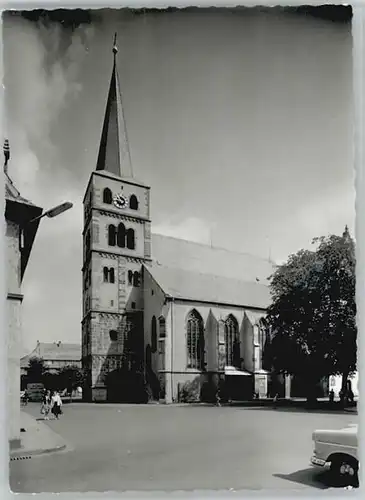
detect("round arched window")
[109,330,118,342]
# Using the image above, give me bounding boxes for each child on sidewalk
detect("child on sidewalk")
[40,390,51,420]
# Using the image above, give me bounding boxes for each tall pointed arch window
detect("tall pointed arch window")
[129,194,139,210]
[108,225,116,246]
[186,310,205,370]
[103,188,112,204]
[158,317,166,339]
[126,228,135,250]
[225,315,240,368]
[260,322,271,371]
[151,316,157,353]
[158,317,166,371]
[145,344,152,370]
[117,223,126,248]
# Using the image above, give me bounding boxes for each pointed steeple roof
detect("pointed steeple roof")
[342,225,351,242]
[96,33,133,178]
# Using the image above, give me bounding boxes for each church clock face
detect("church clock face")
[113,193,128,209]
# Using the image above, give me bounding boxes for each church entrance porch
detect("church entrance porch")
[223,367,254,401]
[174,370,257,404]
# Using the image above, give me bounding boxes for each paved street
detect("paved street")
[10,403,357,492]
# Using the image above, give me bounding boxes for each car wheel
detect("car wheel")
[330,457,359,487]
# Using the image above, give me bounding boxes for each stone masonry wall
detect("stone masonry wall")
[6,220,22,445]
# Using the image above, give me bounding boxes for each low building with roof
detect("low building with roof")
[81,38,275,404]
[20,341,82,376]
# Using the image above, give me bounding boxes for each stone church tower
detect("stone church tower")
[82,36,151,402]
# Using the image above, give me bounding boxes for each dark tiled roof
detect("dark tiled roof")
[20,342,81,367]
[146,263,271,310]
[151,233,275,285]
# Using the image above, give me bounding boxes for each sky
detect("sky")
[2,8,354,353]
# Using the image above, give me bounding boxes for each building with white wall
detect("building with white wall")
[4,141,42,448]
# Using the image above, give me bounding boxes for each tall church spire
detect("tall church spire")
[96,33,133,178]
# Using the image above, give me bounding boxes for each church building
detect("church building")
[81,38,275,404]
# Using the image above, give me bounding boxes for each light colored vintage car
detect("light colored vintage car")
[311,424,359,486]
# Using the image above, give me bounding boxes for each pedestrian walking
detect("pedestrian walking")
[40,390,51,420]
[51,391,63,420]
[215,386,221,406]
[273,392,279,409]
[21,390,29,406]
[329,389,335,404]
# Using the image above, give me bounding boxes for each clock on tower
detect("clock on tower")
[113,193,128,209]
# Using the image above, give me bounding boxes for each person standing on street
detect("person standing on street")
[41,390,51,420]
[51,391,63,420]
[273,392,279,409]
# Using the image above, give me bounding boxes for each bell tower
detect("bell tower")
[82,35,152,402]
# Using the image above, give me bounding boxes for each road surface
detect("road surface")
[10,403,357,492]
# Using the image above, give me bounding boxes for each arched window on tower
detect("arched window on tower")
[186,310,205,370]
[108,225,116,246]
[126,228,135,250]
[133,271,140,287]
[117,223,126,248]
[109,330,118,342]
[128,270,133,285]
[129,194,139,210]
[151,316,157,353]
[103,188,112,204]
[103,267,109,282]
[224,315,240,368]
[103,267,116,283]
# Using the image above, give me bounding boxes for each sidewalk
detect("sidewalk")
[10,411,68,460]
[226,397,358,413]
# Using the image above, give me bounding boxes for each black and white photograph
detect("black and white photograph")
[3,5,359,493]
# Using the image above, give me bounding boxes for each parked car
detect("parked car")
[311,424,359,486]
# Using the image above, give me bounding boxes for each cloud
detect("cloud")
[4,15,94,199]
[272,179,355,263]
[297,180,355,238]
[3,15,93,350]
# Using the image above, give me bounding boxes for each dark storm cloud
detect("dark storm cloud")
[5,5,353,27]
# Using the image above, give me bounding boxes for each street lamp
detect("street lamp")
[20,202,73,253]
[28,201,73,224]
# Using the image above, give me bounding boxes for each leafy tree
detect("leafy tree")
[26,357,49,383]
[58,365,86,396]
[42,372,60,391]
[265,227,357,402]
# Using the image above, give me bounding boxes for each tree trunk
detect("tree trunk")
[341,371,349,393]
[306,375,319,405]
[340,371,349,406]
